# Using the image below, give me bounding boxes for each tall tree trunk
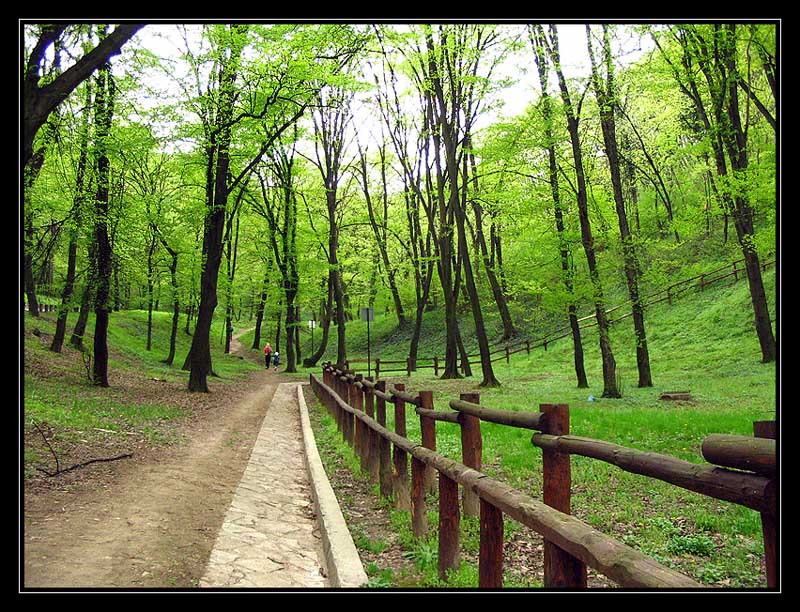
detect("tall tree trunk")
[451,138,498,387]
[303,274,333,368]
[465,135,515,342]
[186,25,246,392]
[717,24,775,363]
[357,146,407,328]
[154,227,180,366]
[70,246,95,352]
[423,72,461,380]
[251,267,270,350]
[52,83,92,353]
[91,31,115,388]
[530,26,588,389]
[23,126,54,319]
[544,24,620,398]
[587,25,652,388]
[146,227,157,352]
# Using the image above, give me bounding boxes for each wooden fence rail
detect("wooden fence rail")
[310,364,778,588]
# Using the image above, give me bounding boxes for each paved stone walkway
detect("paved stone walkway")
[200,381,328,588]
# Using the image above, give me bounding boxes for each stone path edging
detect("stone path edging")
[297,383,369,588]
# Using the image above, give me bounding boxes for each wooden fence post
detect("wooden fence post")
[540,403,587,588]
[438,473,460,580]
[459,392,482,518]
[335,373,345,435]
[479,499,504,588]
[361,379,377,472]
[377,383,393,498]
[375,358,381,379]
[419,390,437,495]
[411,456,427,538]
[393,383,411,511]
[367,380,383,482]
[346,374,361,448]
[407,357,412,377]
[754,420,777,588]
[505,345,510,364]
[356,377,372,459]
[434,356,439,377]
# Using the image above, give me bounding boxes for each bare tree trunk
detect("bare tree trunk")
[251,267,270,350]
[186,25,246,392]
[303,274,333,368]
[465,135,516,342]
[52,83,91,353]
[91,30,115,388]
[543,24,620,398]
[587,25,652,388]
[530,27,588,389]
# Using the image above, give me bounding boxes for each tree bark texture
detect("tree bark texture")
[544,24,620,397]
[587,24,653,388]
[90,36,115,388]
[531,26,588,389]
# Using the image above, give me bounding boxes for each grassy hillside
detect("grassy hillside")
[22,309,261,479]
[298,262,778,588]
[22,253,778,587]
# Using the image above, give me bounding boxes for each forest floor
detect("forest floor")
[22,328,428,590]
[22,324,616,590]
[22,331,285,588]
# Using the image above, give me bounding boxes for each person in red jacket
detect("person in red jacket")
[264,343,272,369]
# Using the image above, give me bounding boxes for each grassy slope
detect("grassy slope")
[22,257,778,587]
[22,309,261,473]
[295,263,778,588]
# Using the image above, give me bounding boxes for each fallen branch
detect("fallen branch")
[35,453,134,477]
[32,419,60,474]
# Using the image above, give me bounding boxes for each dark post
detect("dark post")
[367,380,383,482]
[438,473,460,580]
[459,392,482,517]
[411,456,427,537]
[361,379,377,472]
[540,403,587,588]
[393,383,411,511]
[479,499,504,588]
[419,390,437,495]
[377,383,393,497]
[346,374,361,447]
[434,356,439,377]
[754,420,777,588]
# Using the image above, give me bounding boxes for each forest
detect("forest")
[22,22,778,396]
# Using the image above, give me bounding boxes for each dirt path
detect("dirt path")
[23,332,286,589]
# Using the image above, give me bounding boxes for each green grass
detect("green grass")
[23,308,261,454]
[302,264,777,588]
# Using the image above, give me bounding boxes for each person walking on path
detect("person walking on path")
[272,351,280,372]
[264,343,272,370]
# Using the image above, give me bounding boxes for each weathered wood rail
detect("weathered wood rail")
[309,364,778,588]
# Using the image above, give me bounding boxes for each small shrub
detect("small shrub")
[667,533,716,556]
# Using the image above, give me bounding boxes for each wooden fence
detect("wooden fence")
[310,364,777,589]
[347,256,776,377]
